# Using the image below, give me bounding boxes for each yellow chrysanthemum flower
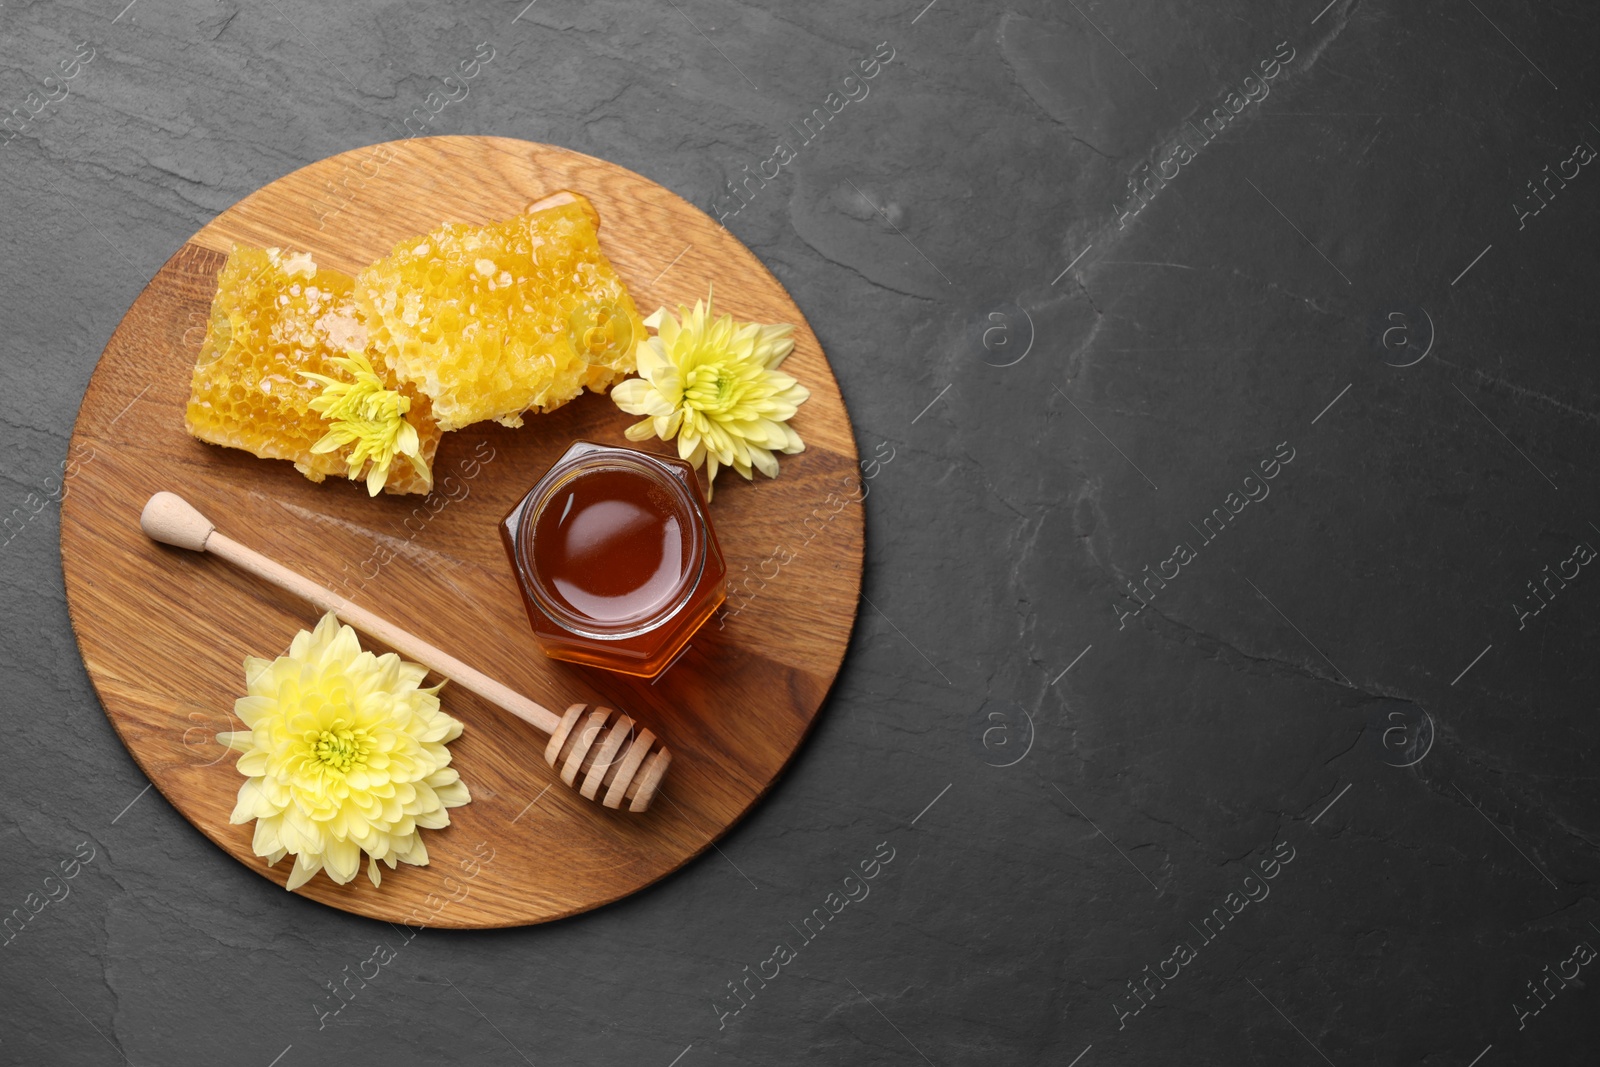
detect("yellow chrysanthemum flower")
[303,351,431,496]
[218,613,471,890]
[611,292,809,500]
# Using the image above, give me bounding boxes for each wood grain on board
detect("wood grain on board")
[60,136,863,927]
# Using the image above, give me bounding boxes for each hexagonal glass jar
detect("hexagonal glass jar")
[500,441,725,678]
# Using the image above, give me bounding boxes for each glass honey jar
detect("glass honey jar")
[501,441,726,678]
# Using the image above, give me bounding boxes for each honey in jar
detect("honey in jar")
[501,442,725,677]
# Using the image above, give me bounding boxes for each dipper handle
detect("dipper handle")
[139,491,669,811]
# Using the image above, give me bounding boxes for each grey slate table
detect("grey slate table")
[4,1,1599,1064]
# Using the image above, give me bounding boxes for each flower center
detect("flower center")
[684,364,734,412]
[312,727,369,772]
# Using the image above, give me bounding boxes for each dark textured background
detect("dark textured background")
[4,0,1599,1063]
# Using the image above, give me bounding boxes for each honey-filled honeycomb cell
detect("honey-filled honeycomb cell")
[358,191,646,432]
[185,246,441,495]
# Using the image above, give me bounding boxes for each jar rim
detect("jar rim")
[514,447,709,641]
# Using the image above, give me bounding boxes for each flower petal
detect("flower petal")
[284,853,323,891]
[610,377,656,415]
[216,730,253,753]
[624,418,659,442]
[749,446,780,479]
[323,838,361,884]
[636,335,668,378]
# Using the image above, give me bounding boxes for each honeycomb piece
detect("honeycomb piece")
[185,245,440,495]
[358,191,646,431]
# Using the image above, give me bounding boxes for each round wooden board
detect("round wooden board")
[60,136,863,928]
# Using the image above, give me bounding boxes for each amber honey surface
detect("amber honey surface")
[502,443,726,678]
[358,193,646,432]
[534,467,689,626]
[184,246,440,495]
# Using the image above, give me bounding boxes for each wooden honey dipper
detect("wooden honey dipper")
[139,491,670,812]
